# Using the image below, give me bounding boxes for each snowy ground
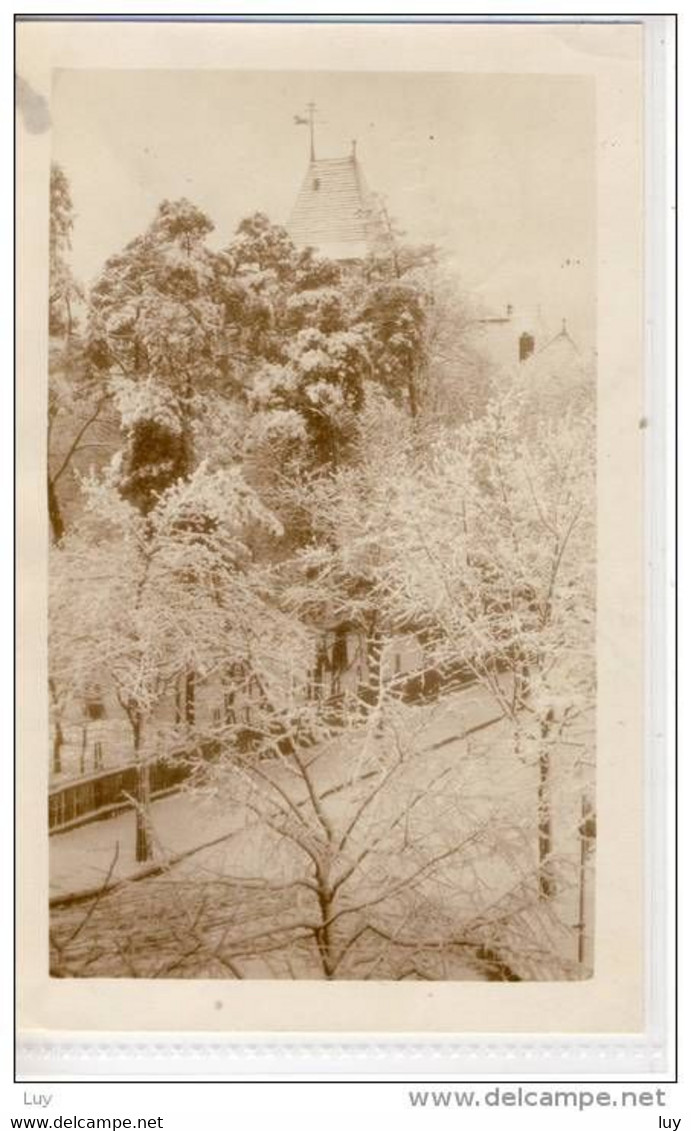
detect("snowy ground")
[50,683,594,981]
[49,791,242,899]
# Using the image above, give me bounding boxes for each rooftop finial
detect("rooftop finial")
[293,101,318,162]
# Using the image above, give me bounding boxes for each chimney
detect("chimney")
[351,138,358,161]
[519,331,535,362]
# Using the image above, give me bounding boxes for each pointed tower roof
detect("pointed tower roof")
[287,147,389,262]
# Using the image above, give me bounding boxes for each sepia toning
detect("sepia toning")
[48,89,596,982]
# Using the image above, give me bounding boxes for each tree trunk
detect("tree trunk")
[52,720,63,775]
[48,475,65,543]
[577,798,588,965]
[135,762,152,863]
[406,370,418,419]
[330,625,349,698]
[516,659,531,711]
[577,796,595,967]
[537,710,556,899]
[184,669,196,726]
[365,627,384,702]
[314,877,336,978]
[49,678,63,775]
[79,723,87,775]
[132,716,153,863]
[312,640,331,702]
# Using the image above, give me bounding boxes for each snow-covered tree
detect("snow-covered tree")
[48,164,116,544]
[49,163,83,338]
[358,280,427,418]
[374,390,596,910]
[277,398,415,703]
[50,459,284,861]
[86,200,235,511]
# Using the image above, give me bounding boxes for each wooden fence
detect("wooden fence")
[48,653,482,835]
[48,756,190,835]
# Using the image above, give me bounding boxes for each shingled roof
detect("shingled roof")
[287,153,389,262]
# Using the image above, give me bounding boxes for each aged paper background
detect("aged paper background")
[17,19,644,1034]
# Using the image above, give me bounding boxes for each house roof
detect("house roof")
[518,320,592,413]
[525,322,582,377]
[287,154,389,261]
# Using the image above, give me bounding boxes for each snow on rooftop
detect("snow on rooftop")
[287,154,389,261]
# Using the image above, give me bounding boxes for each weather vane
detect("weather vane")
[293,101,318,162]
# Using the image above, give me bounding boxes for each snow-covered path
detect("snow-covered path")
[49,791,243,900]
[50,681,504,901]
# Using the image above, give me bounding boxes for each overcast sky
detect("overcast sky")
[52,69,596,346]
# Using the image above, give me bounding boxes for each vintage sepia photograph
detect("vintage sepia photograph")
[43,67,599,985]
